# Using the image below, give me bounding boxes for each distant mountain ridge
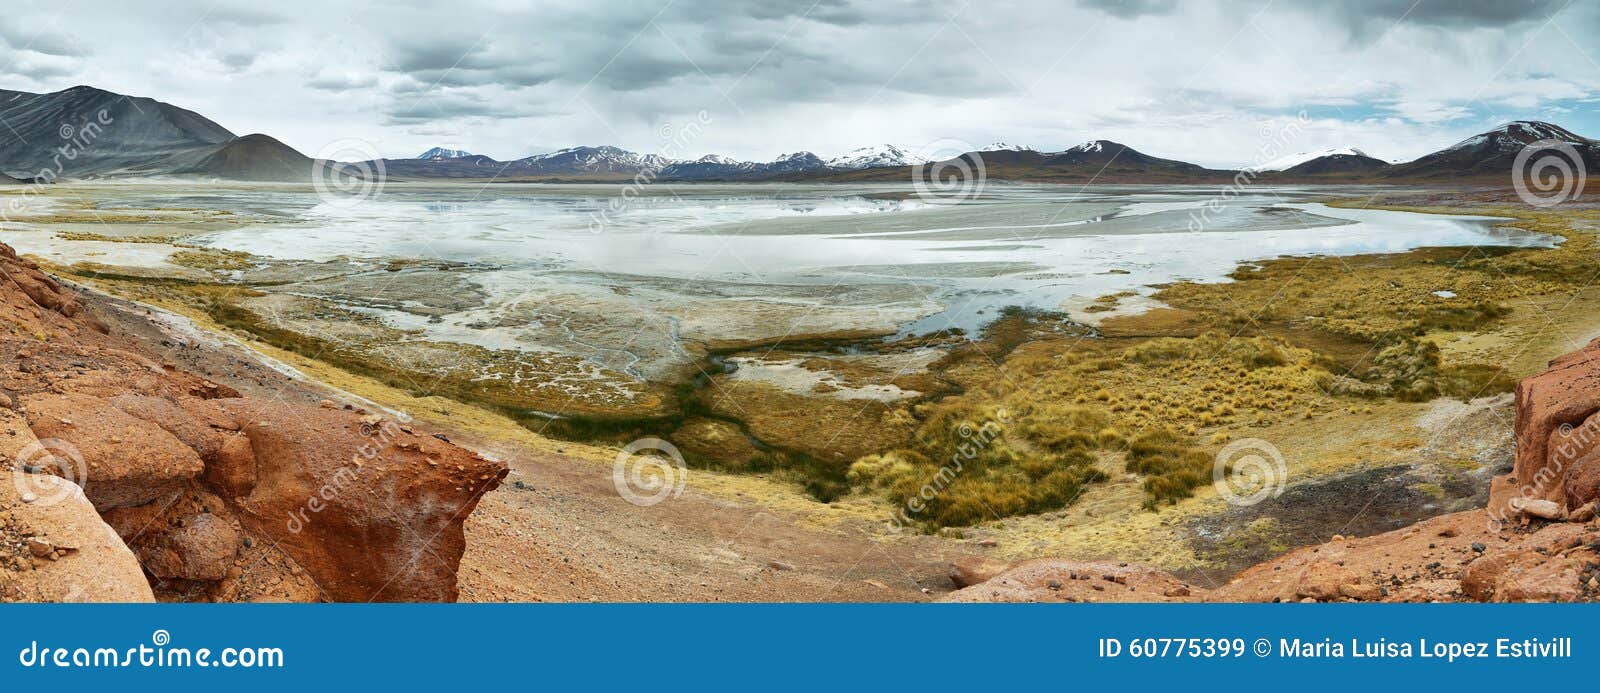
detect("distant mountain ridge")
[0,86,1594,186]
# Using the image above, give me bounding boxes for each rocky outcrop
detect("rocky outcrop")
[201,401,506,601]
[1506,337,1600,516]
[0,242,506,602]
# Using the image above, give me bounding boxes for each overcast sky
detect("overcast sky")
[1,0,1596,167]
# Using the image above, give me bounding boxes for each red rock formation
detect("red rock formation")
[0,242,506,602]
[1508,337,1600,515]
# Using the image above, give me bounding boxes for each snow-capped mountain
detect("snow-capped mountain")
[417,147,473,160]
[658,151,830,180]
[1387,121,1600,179]
[507,146,676,175]
[826,144,929,170]
[1043,140,1201,171]
[981,142,1033,152]
[767,151,829,173]
[1250,147,1372,172]
[1441,121,1591,154]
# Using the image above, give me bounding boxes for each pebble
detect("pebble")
[1470,542,1487,553]
[25,538,53,558]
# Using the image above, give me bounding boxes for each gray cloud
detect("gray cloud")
[1077,0,1178,20]
[0,0,1593,165]
[1314,0,1573,39]
[0,22,89,58]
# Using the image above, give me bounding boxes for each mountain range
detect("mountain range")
[1,85,1596,187]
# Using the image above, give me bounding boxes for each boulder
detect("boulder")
[1294,560,1361,601]
[948,555,1011,588]
[101,485,243,582]
[1565,451,1600,510]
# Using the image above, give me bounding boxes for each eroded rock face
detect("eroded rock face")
[1510,338,1600,514]
[0,242,506,602]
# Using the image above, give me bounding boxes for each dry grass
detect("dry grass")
[846,201,1600,529]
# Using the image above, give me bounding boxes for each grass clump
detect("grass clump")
[1125,427,1214,510]
[848,403,1108,530]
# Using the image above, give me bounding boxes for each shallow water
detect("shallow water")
[2,183,1555,361]
[184,183,1553,337]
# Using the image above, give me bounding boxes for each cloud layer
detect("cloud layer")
[0,0,1595,166]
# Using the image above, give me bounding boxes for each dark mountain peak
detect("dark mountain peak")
[1044,139,1199,170]
[1280,152,1391,176]
[1069,139,1120,152]
[1444,121,1591,154]
[1387,120,1599,179]
[417,146,473,160]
